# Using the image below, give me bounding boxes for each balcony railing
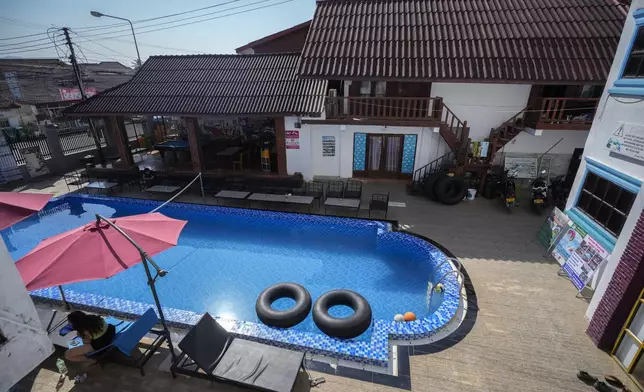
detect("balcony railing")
[325,96,441,121]
[534,97,600,130]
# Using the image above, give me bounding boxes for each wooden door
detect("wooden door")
[366,134,404,178]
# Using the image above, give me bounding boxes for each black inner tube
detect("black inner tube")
[256,283,311,328]
[313,289,372,339]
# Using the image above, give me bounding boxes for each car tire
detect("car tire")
[434,176,468,205]
[422,172,447,201]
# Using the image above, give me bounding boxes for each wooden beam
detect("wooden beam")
[107,116,134,167]
[274,116,287,175]
[184,117,204,172]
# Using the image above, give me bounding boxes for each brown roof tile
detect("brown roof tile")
[66,53,327,116]
[299,0,627,82]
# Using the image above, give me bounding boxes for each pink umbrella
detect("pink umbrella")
[0,192,53,230]
[16,212,186,291]
[16,212,187,360]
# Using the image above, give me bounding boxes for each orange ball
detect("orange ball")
[403,312,416,322]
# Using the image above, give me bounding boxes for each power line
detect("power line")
[70,30,133,59]
[72,0,283,41]
[76,0,295,43]
[0,40,60,54]
[0,36,52,48]
[72,0,245,32]
[0,32,49,41]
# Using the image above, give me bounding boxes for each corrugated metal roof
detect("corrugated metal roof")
[299,0,628,82]
[66,53,328,116]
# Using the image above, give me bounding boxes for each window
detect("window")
[624,26,644,79]
[374,81,387,97]
[0,117,8,128]
[609,9,644,96]
[576,172,636,236]
[360,81,371,96]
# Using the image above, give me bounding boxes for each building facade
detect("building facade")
[0,235,53,391]
[278,0,628,181]
[561,1,644,386]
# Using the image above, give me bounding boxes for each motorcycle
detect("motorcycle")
[501,170,518,213]
[531,170,548,215]
[550,174,569,211]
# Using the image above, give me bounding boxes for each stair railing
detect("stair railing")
[412,150,456,186]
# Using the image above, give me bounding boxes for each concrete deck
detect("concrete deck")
[8,176,638,392]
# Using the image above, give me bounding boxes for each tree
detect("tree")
[131,59,142,71]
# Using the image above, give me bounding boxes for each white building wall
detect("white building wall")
[0,238,53,391]
[430,83,532,142]
[559,0,644,320]
[285,121,446,179]
[495,130,589,177]
[0,105,38,128]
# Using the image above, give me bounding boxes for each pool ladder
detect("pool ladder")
[433,257,465,297]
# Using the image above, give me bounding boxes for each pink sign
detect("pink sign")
[59,87,98,101]
[285,130,299,149]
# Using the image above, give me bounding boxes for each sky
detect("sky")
[1,0,314,65]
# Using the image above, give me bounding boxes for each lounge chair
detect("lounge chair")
[54,308,167,375]
[85,308,167,375]
[171,313,306,392]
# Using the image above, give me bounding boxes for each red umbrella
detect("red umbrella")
[16,212,187,360]
[16,212,186,291]
[0,192,53,230]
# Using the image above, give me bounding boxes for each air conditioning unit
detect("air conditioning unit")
[328,89,337,97]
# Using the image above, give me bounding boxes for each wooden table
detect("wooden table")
[324,197,361,216]
[247,193,314,212]
[145,185,181,193]
[86,181,119,194]
[214,190,250,205]
[216,146,243,157]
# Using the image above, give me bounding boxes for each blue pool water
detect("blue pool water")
[5,196,446,342]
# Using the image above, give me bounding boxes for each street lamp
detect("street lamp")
[90,11,142,68]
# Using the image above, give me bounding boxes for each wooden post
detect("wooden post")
[184,117,203,172]
[107,116,134,167]
[274,117,287,176]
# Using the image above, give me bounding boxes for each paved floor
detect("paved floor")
[9,176,639,392]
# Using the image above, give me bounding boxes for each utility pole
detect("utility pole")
[62,27,105,166]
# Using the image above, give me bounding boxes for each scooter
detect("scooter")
[531,170,548,215]
[550,174,569,211]
[501,170,518,213]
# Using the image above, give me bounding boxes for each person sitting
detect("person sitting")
[141,168,156,188]
[64,311,115,365]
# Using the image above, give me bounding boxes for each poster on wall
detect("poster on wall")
[20,147,49,178]
[285,130,299,149]
[607,122,644,164]
[59,87,98,101]
[536,207,572,253]
[504,157,538,178]
[322,136,335,156]
[562,234,610,291]
[552,223,609,291]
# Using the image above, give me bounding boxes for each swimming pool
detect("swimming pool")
[5,194,461,366]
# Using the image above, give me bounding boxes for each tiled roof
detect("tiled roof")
[66,53,328,116]
[0,59,132,105]
[299,0,628,82]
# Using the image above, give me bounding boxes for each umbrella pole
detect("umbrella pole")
[58,285,70,309]
[95,214,177,362]
[141,255,177,362]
